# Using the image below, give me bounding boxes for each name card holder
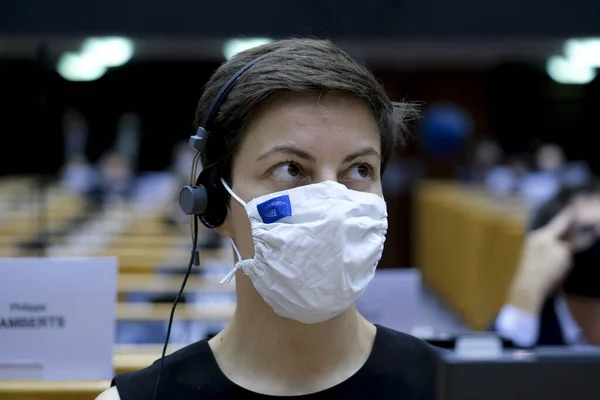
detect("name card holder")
[0,257,118,381]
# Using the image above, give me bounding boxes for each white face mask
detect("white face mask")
[219,179,388,324]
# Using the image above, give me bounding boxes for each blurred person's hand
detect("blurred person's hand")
[508,197,600,314]
[508,208,573,314]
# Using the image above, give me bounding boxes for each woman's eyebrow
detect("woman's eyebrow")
[343,147,382,163]
[255,145,316,162]
[255,145,381,163]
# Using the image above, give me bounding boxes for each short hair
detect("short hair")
[194,38,418,183]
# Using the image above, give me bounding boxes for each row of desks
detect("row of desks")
[0,179,234,398]
[414,181,529,330]
[0,189,86,236]
[0,380,110,400]
[0,345,190,399]
[117,273,234,294]
[0,235,185,249]
[117,301,235,321]
[2,244,225,273]
[0,181,224,274]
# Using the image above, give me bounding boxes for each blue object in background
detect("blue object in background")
[420,102,474,157]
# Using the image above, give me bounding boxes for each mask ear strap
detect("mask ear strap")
[220,178,246,207]
[220,238,244,285]
[230,238,243,261]
[218,178,248,285]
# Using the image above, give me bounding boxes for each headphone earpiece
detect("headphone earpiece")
[179,184,208,215]
[179,168,229,229]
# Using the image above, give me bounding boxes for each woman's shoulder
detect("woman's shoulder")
[376,325,442,356]
[361,325,442,398]
[111,339,215,400]
[373,325,442,375]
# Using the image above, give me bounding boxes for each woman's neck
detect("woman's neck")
[208,272,376,395]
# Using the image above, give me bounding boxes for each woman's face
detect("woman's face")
[220,92,383,259]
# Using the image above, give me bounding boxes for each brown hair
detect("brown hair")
[194,38,417,183]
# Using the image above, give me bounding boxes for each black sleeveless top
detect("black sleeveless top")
[112,325,439,399]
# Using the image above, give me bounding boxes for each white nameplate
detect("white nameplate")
[0,257,117,380]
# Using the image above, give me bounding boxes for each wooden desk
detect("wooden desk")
[0,235,21,246]
[110,249,225,273]
[0,213,81,235]
[0,380,110,400]
[0,193,85,236]
[117,302,235,321]
[121,218,183,237]
[415,181,527,330]
[108,235,186,248]
[118,274,235,294]
[95,247,185,260]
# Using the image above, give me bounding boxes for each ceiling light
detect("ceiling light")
[57,51,107,82]
[223,38,273,60]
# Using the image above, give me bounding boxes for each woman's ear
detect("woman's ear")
[214,191,244,239]
[214,214,233,238]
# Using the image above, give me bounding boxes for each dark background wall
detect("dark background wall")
[2,0,600,37]
[2,60,598,175]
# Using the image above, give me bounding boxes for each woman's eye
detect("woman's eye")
[344,164,372,180]
[271,162,303,180]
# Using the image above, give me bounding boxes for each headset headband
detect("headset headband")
[200,53,269,132]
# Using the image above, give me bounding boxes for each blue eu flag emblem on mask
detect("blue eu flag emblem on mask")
[257,195,292,224]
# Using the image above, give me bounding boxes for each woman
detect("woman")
[98,38,439,400]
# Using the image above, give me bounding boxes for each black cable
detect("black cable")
[152,215,199,400]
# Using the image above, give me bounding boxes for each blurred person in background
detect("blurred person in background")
[561,161,592,188]
[62,107,88,162]
[100,38,439,400]
[485,153,532,197]
[88,151,134,207]
[457,138,503,184]
[495,180,600,346]
[115,113,142,174]
[518,143,564,205]
[518,143,591,206]
[535,142,565,173]
[60,107,101,207]
[60,155,99,197]
[533,142,593,189]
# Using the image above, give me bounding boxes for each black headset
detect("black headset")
[152,54,267,400]
[178,54,268,229]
